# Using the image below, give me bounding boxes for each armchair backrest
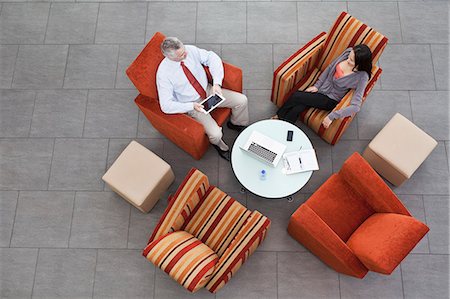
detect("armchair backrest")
[339,153,410,215]
[126,32,166,99]
[317,12,388,72]
[148,168,210,243]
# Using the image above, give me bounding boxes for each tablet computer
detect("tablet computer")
[199,93,226,114]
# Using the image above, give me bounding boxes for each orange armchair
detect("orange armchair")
[271,12,388,145]
[126,32,243,160]
[288,153,429,278]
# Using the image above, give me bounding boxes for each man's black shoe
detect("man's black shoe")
[213,145,231,161]
[227,121,247,133]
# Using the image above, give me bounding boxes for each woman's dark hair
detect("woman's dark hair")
[353,44,372,79]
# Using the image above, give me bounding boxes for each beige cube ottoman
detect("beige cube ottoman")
[362,113,437,186]
[102,140,175,213]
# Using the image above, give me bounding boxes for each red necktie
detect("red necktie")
[180,61,207,99]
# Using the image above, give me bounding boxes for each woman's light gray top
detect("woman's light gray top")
[313,48,370,120]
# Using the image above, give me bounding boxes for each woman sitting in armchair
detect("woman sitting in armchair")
[272,44,372,129]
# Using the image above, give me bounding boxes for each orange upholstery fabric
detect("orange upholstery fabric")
[127,32,243,160]
[288,153,429,278]
[271,12,388,145]
[347,213,429,274]
[144,168,271,293]
[288,204,368,278]
[306,174,374,242]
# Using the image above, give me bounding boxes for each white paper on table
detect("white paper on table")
[282,149,319,174]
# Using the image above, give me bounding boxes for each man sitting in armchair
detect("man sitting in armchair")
[156,37,249,161]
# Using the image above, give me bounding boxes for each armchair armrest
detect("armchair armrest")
[271,32,327,107]
[288,204,368,278]
[147,168,210,244]
[135,94,212,159]
[204,62,243,93]
[205,211,271,293]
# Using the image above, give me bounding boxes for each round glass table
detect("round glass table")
[231,119,314,199]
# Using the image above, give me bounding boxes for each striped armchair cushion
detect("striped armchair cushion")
[143,231,219,292]
[148,168,209,243]
[182,187,252,257]
[205,211,271,293]
[317,11,388,71]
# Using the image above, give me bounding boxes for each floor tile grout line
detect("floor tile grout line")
[27,91,37,138]
[143,2,149,45]
[152,265,156,299]
[30,247,40,298]
[245,1,248,44]
[420,195,432,253]
[67,191,77,249]
[82,90,90,137]
[93,2,101,44]
[61,44,71,88]
[112,44,120,89]
[43,2,52,44]
[338,273,342,299]
[429,43,439,91]
[400,263,406,299]
[276,252,279,299]
[9,44,20,89]
[396,1,404,44]
[45,138,56,191]
[126,204,131,248]
[8,191,20,247]
[194,2,198,44]
[91,249,99,298]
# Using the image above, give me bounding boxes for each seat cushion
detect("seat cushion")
[183,187,251,257]
[366,113,438,179]
[143,231,219,292]
[102,140,174,212]
[126,32,165,99]
[347,213,429,274]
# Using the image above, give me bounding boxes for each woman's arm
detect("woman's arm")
[327,72,369,120]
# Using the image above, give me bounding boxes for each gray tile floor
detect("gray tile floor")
[0,1,448,298]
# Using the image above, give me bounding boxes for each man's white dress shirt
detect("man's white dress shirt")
[156,45,224,114]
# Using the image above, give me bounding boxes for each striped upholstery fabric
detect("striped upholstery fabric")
[317,12,388,71]
[144,168,271,293]
[182,187,252,257]
[143,231,219,292]
[205,211,271,293]
[148,168,209,243]
[271,32,327,107]
[271,11,388,145]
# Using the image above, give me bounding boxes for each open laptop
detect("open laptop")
[240,131,287,167]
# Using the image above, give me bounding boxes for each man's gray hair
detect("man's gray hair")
[161,37,184,58]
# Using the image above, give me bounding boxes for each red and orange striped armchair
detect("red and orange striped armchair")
[143,168,271,293]
[271,12,388,145]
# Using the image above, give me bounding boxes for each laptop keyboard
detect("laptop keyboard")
[248,142,277,163]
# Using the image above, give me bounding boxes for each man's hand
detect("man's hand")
[193,103,204,112]
[322,116,333,129]
[212,84,223,95]
[305,86,318,93]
